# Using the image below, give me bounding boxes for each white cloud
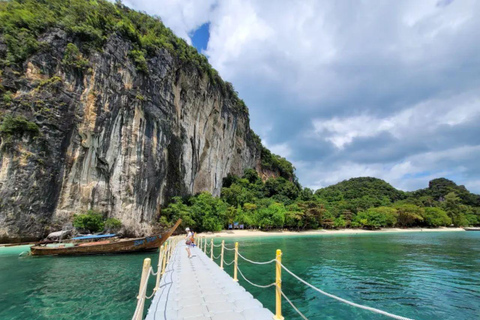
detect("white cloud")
[299,145,480,192]
[267,143,292,159]
[311,91,480,149]
[312,116,394,149]
[203,0,480,109]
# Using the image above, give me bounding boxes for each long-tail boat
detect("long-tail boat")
[30,219,182,256]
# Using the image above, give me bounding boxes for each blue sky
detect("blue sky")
[122,0,480,193]
[190,23,209,52]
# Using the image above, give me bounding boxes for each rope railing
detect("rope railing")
[202,236,414,320]
[131,235,182,320]
[131,266,151,320]
[278,285,309,320]
[223,259,235,266]
[135,234,414,320]
[279,263,414,320]
[237,251,276,265]
[145,285,157,300]
[237,265,276,289]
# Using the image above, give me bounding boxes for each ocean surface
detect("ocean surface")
[0,231,479,320]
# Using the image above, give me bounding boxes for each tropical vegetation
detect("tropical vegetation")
[162,172,480,232]
[73,210,122,233]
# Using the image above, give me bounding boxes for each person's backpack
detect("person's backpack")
[186,233,193,245]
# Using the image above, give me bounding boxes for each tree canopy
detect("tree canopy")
[160,172,480,232]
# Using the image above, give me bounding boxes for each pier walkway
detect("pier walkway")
[133,236,414,320]
[144,242,273,320]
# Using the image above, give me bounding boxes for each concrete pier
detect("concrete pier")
[145,242,274,320]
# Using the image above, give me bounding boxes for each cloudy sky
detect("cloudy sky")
[122,0,480,193]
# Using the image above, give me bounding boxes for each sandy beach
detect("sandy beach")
[197,227,465,238]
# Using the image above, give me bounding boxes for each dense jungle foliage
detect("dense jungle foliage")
[162,172,480,232]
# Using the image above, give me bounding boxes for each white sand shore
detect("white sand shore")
[197,227,464,238]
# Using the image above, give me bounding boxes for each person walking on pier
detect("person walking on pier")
[185,228,193,258]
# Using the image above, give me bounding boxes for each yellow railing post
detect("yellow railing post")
[200,236,203,250]
[233,242,239,282]
[204,237,207,253]
[155,245,164,290]
[273,249,284,320]
[210,239,214,260]
[161,242,167,275]
[135,258,151,320]
[165,241,170,264]
[220,240,225,269]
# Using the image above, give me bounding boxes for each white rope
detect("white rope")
[223,246,236,251]
[131,267,152,320]
[131,295,145,320]
[237,251,276,265]
[278,285,309,320]
[213,243,222,247]
[146,290,156,300]
[212,253,221,259]
[236,266,276,289]
[150,269,158,276]
[280,263,414,320]
[223,259,235,266]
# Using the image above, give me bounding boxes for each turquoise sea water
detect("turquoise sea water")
[0,232,479,320]
[218,232,480,320]
[0,246,157,320]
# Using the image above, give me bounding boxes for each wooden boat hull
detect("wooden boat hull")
[30,219,182,256]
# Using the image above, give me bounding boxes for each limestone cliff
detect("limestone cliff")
[0,24,264,241]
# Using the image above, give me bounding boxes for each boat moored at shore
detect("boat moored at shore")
[29,219,181,256]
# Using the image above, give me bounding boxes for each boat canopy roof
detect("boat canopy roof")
[71,234,116,240]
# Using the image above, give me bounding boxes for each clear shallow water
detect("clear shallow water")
[0,246,158,320]
[0,232,479,320]
[218,232,480,320]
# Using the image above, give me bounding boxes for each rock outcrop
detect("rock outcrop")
[0,29,263,242]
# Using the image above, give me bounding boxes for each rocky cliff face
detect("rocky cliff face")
[0,30,262,242]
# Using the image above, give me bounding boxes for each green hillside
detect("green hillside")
[161,172,480,231]
[410,178,480,207]
[315,177,406,203]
